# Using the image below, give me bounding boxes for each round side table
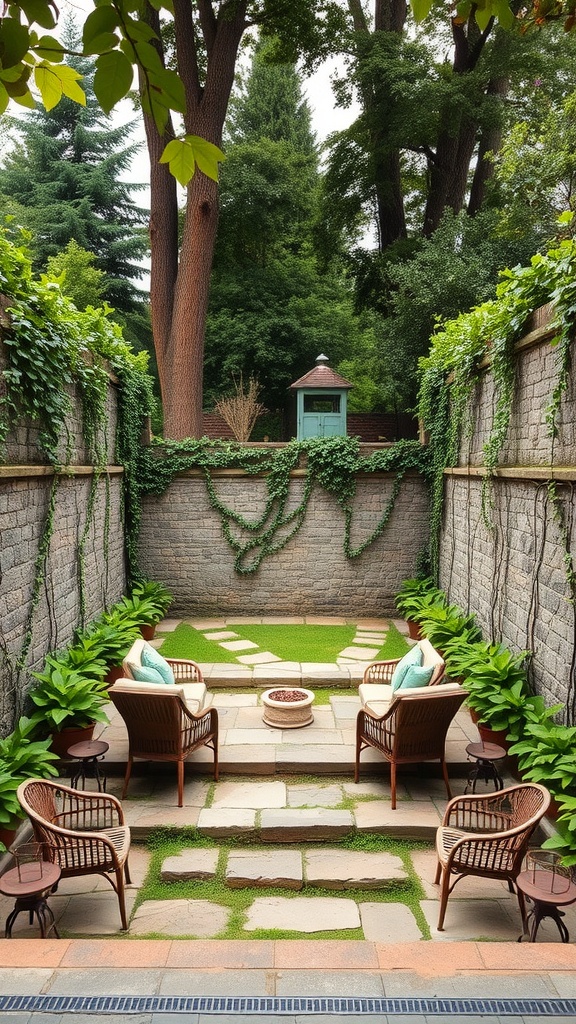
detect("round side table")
[67,739,109,791]
[0,861,61,938]
[516,868,576,942]
[465,741,506,793]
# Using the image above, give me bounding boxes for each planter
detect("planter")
[139,624,156,641]
[0,826,18,850]
[105,664,124,686]
[469,709,511,751]
[50,724,95,758]
[407,620,422,641]
[261,688,314,729]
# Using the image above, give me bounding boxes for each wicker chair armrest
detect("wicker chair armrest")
[182,705,218,744]
[357,707,395,748]
[48,782,125,827]
[167,658,203,682]
[442,787,523,829]
[362,660,399,685]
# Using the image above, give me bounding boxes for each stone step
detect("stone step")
[159,847,409,892]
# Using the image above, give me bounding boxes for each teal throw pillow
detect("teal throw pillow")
[129,663,165,685]
[398,664,434,690]
[391,645,423,692]
[141,643,175,685]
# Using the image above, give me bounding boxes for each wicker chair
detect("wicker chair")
[109,682,219,806]
[355,684,467,808]
[434,783,551,931]
[359,639,446,714]
[122,638,207,712]
[17,778,132,930]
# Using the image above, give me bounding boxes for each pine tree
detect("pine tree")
[0,22,148,331]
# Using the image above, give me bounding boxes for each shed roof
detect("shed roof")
[289,355,353,390]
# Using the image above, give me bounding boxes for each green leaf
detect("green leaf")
[147,66,186,113]
[493,0,515,28]
[186,134,225,182]
[11,85,35,107]
[159,137,196,186]
[35,34,64,62]
[0,80,9,115]
[19,0,56,29]
[55,63,86,104]
[410,0,433,19]
[34,62,61,109]
[82,5,119,49]
[93,49,133,113]
[475,2,493,30]
[130,38,163,74]
[84,31,120,56]
[0,19,31,68]
[558,211,574,225]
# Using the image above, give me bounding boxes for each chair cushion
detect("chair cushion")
[141,643,175,685]
[110,679,187,699]
[398,664,434,690]
[391,646,423,692]
[180,683,208,713]
[127,662,165,685]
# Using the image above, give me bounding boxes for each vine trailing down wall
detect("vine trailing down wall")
[136,436,432,617]
[418,236,576,723]
[0,227,154,734]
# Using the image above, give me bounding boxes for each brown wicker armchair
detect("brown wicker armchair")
[17,778,132,930]
[434,783,551,931]
[355,684,466,808]
[109,681,219,806]
[122,638,206,712]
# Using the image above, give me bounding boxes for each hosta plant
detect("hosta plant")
[29,661,109,733]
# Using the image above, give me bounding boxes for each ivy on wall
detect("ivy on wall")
[419,237,576,574]
[136,436,431,575]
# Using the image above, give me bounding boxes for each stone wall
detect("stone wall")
[138,470,430,617]
[440,320,576,717]
[0,355,126,734]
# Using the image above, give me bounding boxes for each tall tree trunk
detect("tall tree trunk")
[468,75,509,215]
[142,0,247,439]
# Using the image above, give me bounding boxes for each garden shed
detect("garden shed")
[289,354,353,439]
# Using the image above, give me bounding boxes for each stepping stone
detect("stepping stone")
[244,896,360,933]
[360,902,422,942]
[354,800,441,839]
[219,639,259,651]
[130,899,230,937]
[287,784,343,808]
[356,631,387,639]
[203,631,239,640]
[156,619,182,632]
[353,634,386,643]
[197,808,256,838]
[160,849,219,882]
[420,898,521,941]
[211,781,286,809]
[226,850,303,890]
[260,808,354,842]
[305,850,407,890]
[237,652,282,665]
[339,646,380,661]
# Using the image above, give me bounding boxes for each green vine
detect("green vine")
[419,237,576,570]
[136,436,430,575]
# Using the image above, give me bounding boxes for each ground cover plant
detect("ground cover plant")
[157,622,410,665]
[130,829,430,942]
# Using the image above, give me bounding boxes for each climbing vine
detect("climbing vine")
[419,237,576,574]
[136,436,430,575]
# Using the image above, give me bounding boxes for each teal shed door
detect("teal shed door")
[298,393,346,438]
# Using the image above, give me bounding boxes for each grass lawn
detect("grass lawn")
[158,621,410,664]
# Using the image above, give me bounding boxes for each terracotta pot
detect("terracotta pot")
[140,624,156,641]
[407,619,422,641]
[50,724,95,758]
[469,709,510,751]
[0,826,18,850]
[105,664,124,686]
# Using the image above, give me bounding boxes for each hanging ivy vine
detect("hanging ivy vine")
[135,436,430,575]
[419,237,576,575]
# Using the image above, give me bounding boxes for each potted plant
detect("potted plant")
[394,578,446,639]
[509,716,573,813]
[458,645,533,746]
[417,603,482,654]
[86,613,140,684]
[29,660,110,757]
[117,581,173,640]
[0,716,59,850]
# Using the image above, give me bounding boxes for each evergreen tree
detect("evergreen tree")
[0,22,149,340]
[205,40,373,419]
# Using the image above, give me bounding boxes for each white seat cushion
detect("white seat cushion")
[181,682,208,713]
[359,680,464,717]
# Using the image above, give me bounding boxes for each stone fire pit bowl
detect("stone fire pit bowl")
[261,687,315,729]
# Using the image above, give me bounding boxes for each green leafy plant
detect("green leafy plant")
[509,718,575,798]
[0,716,60,851]
[86,612,140,668]
[29,661,109,733]
[417,604,482,651]
[0,772,22,840]
[131,581,172,620]
[543,796,576,867]
[51,635,108,680]
[394,577,446,621]
[115,592,160,629]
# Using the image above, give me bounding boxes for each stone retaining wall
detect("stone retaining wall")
[440,318,576,717]
[0,353,126,733]
[138,470,430,617]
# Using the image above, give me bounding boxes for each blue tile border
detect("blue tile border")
[1,996,576,1016]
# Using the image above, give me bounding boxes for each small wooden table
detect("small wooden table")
[68,739,109,791]
[465,741,506,793]
[516,868,576,942]
[0,861,61,938]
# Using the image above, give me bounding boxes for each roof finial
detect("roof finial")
[315,353,329,367]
